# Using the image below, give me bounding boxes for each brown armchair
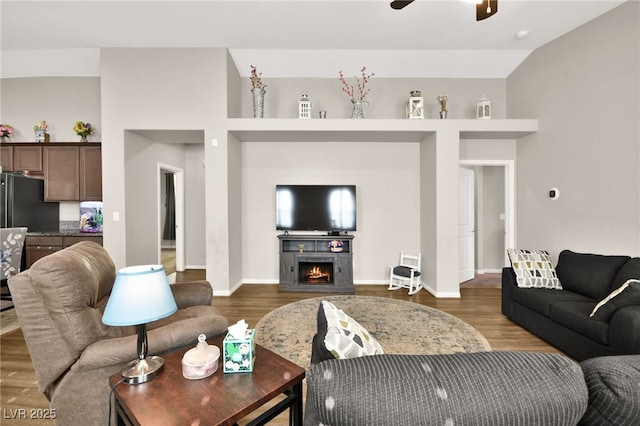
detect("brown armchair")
[8,241,229,426]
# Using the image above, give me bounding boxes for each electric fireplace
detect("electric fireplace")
[299,261,334,284]
[278,234,354,293]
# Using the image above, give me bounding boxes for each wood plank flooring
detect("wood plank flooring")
[1,271,563,425]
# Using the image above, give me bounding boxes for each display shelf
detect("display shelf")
[226,118,538,142]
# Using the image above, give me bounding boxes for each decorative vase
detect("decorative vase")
[440,110,448,119]
[80,135,88,142]
[351,100,365,119]
[251,88,265,119]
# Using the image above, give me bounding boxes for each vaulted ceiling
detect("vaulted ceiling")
[1,0,627,78]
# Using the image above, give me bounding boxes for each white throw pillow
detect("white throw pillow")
[507,249,562,289]
[321,301,384,359]
[590,279,640,321]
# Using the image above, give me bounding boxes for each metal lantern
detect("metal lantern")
[298,93,311,119]
[407,90,424,119]
[476,95,491,119]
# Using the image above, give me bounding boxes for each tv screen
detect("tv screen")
[276,185,356,232]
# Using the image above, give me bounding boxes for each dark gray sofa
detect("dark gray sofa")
[305,298,640,425]
[502,250,640,361]
[304,352,640,426]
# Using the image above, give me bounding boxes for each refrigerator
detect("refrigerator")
[1,173,59,232]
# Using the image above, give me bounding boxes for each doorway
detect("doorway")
[459,167,475,283]
[459,160,515,281]
[158,164,185,273]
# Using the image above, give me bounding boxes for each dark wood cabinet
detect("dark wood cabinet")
[1,142,102,201]
[44,146,80,201]
[25,235,103,268]
[79,146,102,200]
[0,145,12,171]
[1,144,43,173]
[25,236,63,267]
[14,145,43,173]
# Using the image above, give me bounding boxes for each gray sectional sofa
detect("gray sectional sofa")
[305,293,640,425]
[502,249,640,361]
[304,352,640,426]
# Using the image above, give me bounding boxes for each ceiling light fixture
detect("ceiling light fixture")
[391,0,498,21]
[516,30,530,39]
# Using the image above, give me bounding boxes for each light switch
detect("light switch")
[113,211,120,221]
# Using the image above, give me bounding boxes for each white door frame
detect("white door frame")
[459,159,515,267]
[158,163,185,271]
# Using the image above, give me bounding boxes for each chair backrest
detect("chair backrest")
[8,241,121,398]
[1,227,27,279]
[399,252,421,272]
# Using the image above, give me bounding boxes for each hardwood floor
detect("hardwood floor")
[0,272,562,425]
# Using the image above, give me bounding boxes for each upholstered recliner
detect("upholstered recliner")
[8,241,229,426]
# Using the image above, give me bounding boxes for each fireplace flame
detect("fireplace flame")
[304,265,332,283]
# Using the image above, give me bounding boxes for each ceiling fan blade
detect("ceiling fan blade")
[477,0,498,21]
[390,1,415,10]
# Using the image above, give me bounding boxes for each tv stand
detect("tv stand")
[278,234,354,293]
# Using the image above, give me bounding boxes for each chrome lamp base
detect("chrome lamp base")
[121,356,165,384]
[120,324,165,384]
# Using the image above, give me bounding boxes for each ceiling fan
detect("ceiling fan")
[390,0,498,21]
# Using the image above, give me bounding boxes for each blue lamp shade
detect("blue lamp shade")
[102,265,177,326]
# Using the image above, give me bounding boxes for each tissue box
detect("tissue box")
[223,329,256,373]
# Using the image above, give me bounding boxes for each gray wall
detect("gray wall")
[241,141,421,284]
[508,2,640,259]
[0,76,101,142]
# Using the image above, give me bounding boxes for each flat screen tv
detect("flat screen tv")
[276,185,356,232]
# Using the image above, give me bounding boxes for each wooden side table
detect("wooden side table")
[109,334,305,426]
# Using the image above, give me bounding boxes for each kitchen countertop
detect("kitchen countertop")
[27,231,103,237]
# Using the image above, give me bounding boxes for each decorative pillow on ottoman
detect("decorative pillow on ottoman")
[507,249,562,289]
[316,301,384,360]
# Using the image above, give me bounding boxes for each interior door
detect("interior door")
[459,167,475,283]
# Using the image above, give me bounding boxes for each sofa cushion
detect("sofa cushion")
[579,355,640,425]
[392,265,421,278]
[555,250,629,300]
[548,302,609,345]
[512,287,593,317]
[610,257,640,292]
[317,301,384,360]
[590,279,640,322]
[507,249,561,289]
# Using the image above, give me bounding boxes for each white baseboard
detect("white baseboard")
[475,269,502,274]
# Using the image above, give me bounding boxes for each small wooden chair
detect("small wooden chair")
[388,252,423,295]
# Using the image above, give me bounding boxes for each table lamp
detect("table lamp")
[102,265,177,384]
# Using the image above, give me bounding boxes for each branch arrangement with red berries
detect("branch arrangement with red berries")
[339,67,374,102]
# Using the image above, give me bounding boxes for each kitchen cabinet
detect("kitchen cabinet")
[79,146,102,200]
[0,144,43,173]
[0,145,12,171]
[43,143,102,201]
[25,236,63,267]
[1,142,102,200]
[25,235,103,268]
[14,145,43,173]
[44,146,79,201]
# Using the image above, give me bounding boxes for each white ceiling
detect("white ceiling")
[0,0,629,78]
